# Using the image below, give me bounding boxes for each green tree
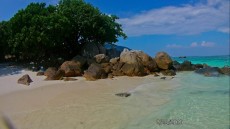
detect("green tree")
[0,21,10,61]
[58,0,126,44]
[8,3,57,62]
[7,0,127,63]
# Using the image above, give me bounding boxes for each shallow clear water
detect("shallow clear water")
[173,55,230,67]
[123,72,229,129]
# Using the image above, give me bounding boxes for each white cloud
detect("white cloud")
[167,41,215,49]
[119,0,229,36]
[200,41,215,47]
[190,42,198,47]
[218,27,230,33]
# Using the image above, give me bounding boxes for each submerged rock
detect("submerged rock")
[177,61,195,71]
[160,77,166,80]
[195,67,221,77]
[219,66,230,75]
[115,92,131,97]
[18,74,33,86]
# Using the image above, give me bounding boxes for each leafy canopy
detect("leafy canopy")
[0,0,127,62]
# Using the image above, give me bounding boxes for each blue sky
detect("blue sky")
[0,0,229,56]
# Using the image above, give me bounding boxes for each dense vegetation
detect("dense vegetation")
[0,0,126,63]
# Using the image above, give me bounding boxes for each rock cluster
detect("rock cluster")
[37,48,176,81]
[173,60,230,77]
[31,43,229,81]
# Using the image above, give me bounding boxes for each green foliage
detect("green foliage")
[2,0,127,63]
[0,21,10,60]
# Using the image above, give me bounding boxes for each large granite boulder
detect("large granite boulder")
[219,66,230,75]
[94,54,109,64]
[111,62,125,76]
[101,63,112,74]
[144,58,158,72]
[44,67,57,76]
[18,74,33,86]
[120,49,140,64]
[195,67,221,77]
[60,61,82,77]
[155,52,173,70]
[110,57,120,64]
[71,55,87,67]
[119,49,157,75]
[44,68,65,80]
[121,63,145,76]
[83,63,107,81]
[81,43,106,58]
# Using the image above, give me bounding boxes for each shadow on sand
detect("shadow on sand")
[1,114,17,129]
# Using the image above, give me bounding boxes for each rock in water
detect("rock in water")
[160,77,166,80]
[155,52,173,70]
[177,61,195,71]
[219,66,230,75]
[18,74,33,86]
[115,92,131,97]
[195,67,221,77]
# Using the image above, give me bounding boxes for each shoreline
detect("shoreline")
[0,68,180,129]
[0,63,228,129]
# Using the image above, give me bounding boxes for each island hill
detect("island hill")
[17,43,230,86]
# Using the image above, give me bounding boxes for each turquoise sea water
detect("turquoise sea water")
[173,55,230,67]
[122,73,229,129]
[120,55,230,129]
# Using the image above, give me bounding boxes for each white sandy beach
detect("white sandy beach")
[0,65,180,129]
